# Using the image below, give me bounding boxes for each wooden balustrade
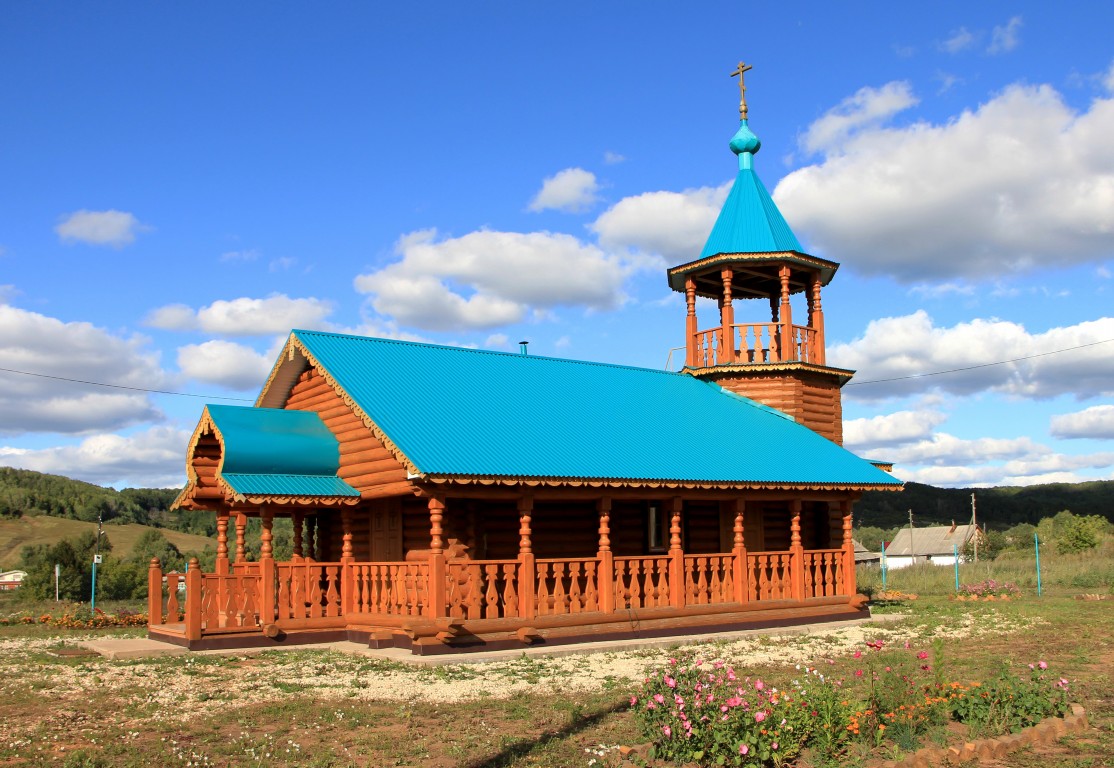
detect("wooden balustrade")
[149,548,835,638]
[276,561,343,620]
[350,562,429,617]
[693,323,818,367]
[747,551,793,601]
[535,558,598,616]
[446,559,520,619]
[802,549,844,598]
[613,556,671,610]
[683,554,735,605]
[199,571,262,629]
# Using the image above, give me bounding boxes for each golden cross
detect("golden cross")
[730,61,754,119]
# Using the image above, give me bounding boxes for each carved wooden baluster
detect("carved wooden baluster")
[586,562,598,611]
[502,563,518,618]
[555,562,570,614]
[708,558,721,603]
[567,562,581,614]
[308,568,323,618]
[165,573,180,622]
[324,566,338,617]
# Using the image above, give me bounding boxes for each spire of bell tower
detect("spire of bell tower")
[665,62,856,445]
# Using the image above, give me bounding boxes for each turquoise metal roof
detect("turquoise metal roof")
[221,473,360,498]
[699,120,803,258]
[205,405,358,497]
[292,330,901,488]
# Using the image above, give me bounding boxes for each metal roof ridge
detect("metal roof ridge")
[291,328,690,378]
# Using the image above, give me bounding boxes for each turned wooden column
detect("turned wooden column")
[720,268,736,364]
[305,516,317,562]
[517,495,536,619]
[731,499,749,604]
[841,500,855,598]
[292,512,304,561]
[685,277,698,368]
[234,512,248,565]
[778,266,794,361]
[597,497,614,613]
[668,497,685,608]
[340,506,354,615]
[810,273,826,365]
[427,496,447,618]
[259,509,276,624]
[789,500,805,601]
[215,511,230,576]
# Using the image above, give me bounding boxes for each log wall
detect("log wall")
[712,371,844,444]
[284,367,415,499]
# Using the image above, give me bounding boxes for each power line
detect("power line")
[0,365,254,402]
[846,337,1114,387]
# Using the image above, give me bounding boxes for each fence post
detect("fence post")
[517,495,536,620]
[789,501,805,601]
[1034,533,1043,597]
[732,499,748,603]
[184,558,202,642]
[669,497,685,609]
[596,497,614,614]
[147,558,163,626]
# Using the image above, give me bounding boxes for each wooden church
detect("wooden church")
[151,65,902,654]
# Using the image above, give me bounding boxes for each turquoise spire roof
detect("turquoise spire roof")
[699,119,803,258]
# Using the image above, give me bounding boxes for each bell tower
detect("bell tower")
[670,63,854,444]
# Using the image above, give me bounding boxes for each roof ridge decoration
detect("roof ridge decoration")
[699,62,804,259]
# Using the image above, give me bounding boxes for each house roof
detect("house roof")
[259,330,902,489]
[885,524,977,557]
[699,120,803,259]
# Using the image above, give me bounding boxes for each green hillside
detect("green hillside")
[857,480,1114,530]
[0,515,216,570]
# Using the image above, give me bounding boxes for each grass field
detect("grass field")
[0,515,215,569]
[0,547,1110,767]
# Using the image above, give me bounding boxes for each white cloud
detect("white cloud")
[834,311,1114,401]
[0,305,165,435]
[801,82,919,156]
[177,340,275,391]
[1050,404,1114,439]
[483,333,509,350]
[145,294,334,336]
[940,27,976,54]
[591,183,730,264]
[1105,61,1114,93]
[0,426,190,488]
[528,168,600,213]
[354,229,630,331]
[775,80,1114,281]
[604,151,626,165]
[844,409,948,451]
[908,282,975,299]
[55,209,147,248]
[988,16,1022,55]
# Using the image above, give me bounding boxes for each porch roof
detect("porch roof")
[199,405,359,500]
[268,330,901,489]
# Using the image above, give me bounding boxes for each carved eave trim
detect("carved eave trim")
[274,334,423,478]
[668,251,840,292]
[172,407,227,511]
[685,361,856,384]
[216,477,362,507]
[420,475,902,493]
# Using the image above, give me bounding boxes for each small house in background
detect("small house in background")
[0,570,27,591]
[852,539,880,566]
[883,524,978,570]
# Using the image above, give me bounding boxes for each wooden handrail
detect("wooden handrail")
[692,322,820,367]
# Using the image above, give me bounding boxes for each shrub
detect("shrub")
[950,660,1071,737]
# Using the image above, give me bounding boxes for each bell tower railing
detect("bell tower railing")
[692,322,820,368]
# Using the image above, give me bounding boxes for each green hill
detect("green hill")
[0,515,216,570]
[857,480,1114,530]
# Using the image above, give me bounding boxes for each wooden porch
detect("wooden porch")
[148,495,866,654]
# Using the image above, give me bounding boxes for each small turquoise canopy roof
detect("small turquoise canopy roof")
[699,120,803,258]
[204,405,359,498]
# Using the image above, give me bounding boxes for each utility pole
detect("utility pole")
[91,512,103,612]
[971,492,978,564]
[908,509,915,564]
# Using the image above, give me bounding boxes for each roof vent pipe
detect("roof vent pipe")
[519,341,529,355]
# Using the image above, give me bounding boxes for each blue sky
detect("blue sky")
[2,2,1113,489]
